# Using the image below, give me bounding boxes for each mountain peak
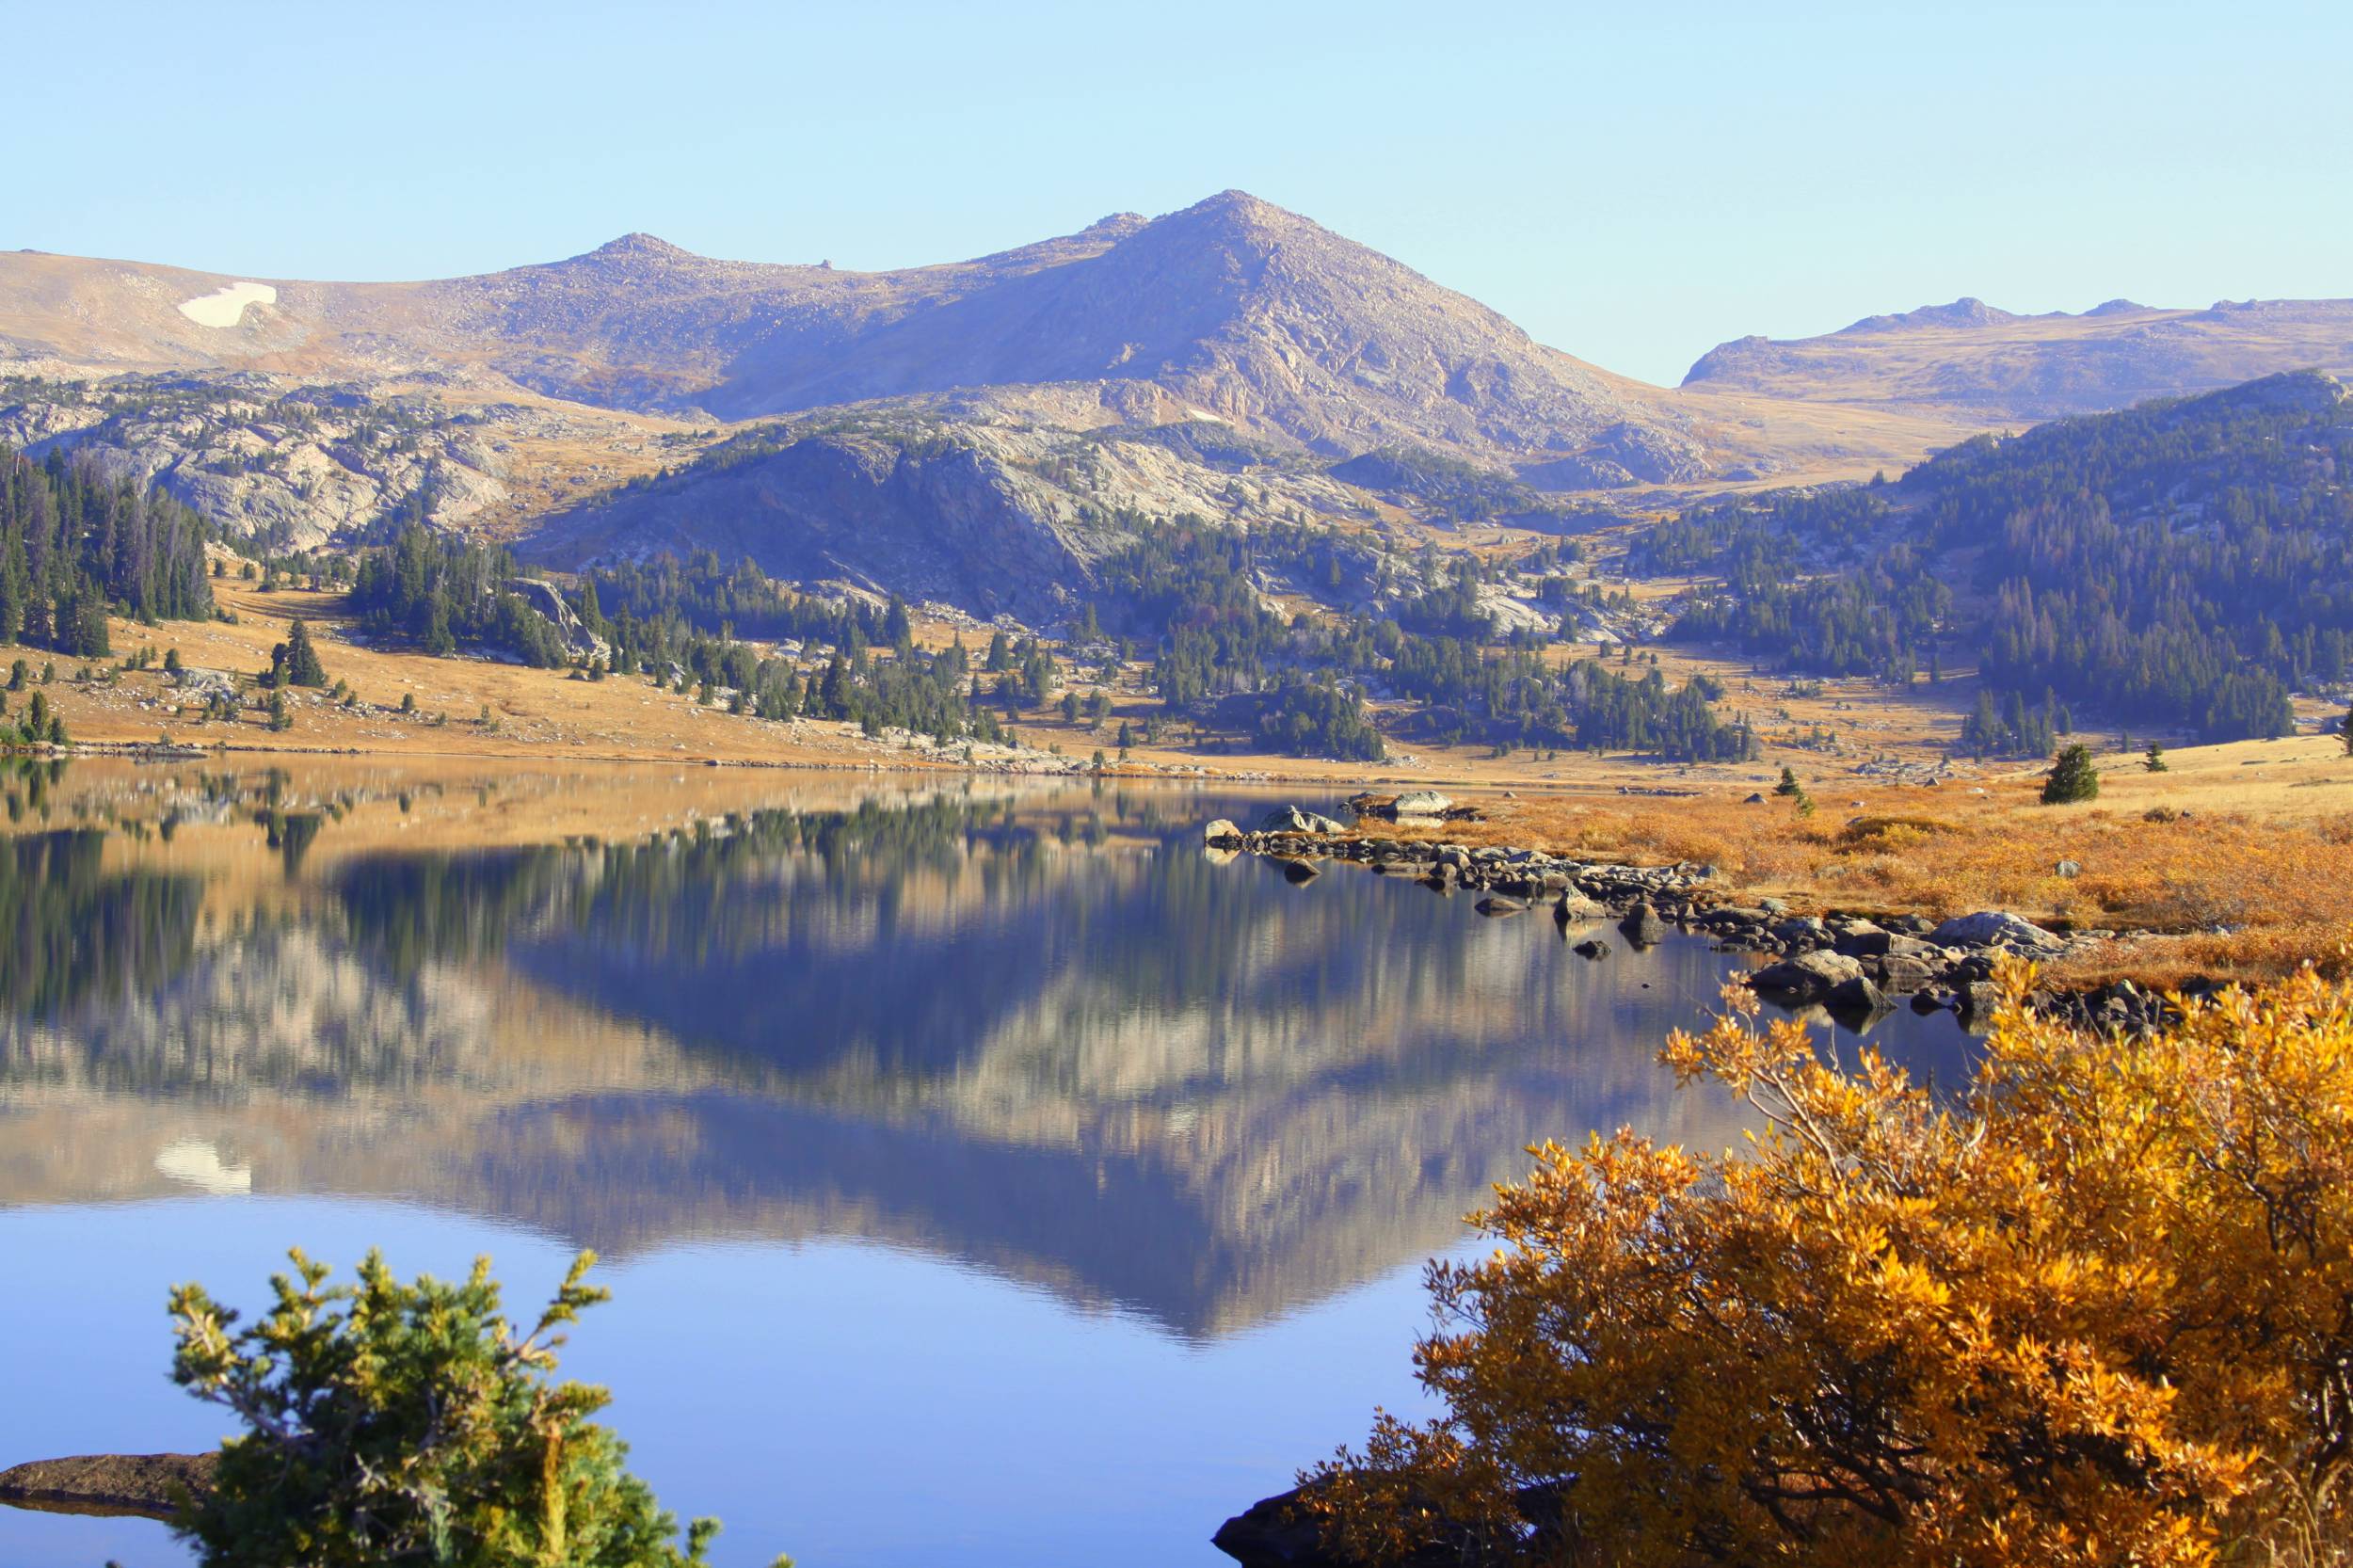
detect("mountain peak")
[584,232,695,263]
[2187,368,2346,418]
[1160,188,1302,234]
[1841,296,2018,334]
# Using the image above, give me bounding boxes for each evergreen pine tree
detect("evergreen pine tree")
[282,618,328,687]
[2042,743,2100,805]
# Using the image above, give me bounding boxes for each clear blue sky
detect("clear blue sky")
[11,0,2347,385]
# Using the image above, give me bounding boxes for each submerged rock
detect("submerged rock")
[1618,902,1668,946]
[1474,896,1526,917]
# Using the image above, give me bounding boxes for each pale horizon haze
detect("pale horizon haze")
[9,0,2350,385]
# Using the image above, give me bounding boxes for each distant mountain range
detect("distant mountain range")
[1,193,2346,611]
[1683,295,2353,419]
[0,192,1718,482]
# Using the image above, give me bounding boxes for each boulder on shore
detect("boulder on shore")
[1878,954,1939,993]
[1214,1488,1338,1566]
[1751,949,1867,1000]
[1929,911,2063,952]
[1959,980,2006,1021]
[1553,890,1606,923]
[1259,805,1348,836]
[1217,1480,1562,1567]
[0,1452,217,1520]
[1828,974,1890,1015]
[1391,790,1451,818]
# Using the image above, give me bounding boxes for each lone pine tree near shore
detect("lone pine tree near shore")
[168,1250,788,1568]
[270,618,328,688]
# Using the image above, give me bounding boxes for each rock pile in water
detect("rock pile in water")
[1206,809,2194,1031]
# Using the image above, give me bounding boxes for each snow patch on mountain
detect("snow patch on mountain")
[176,280,277,328]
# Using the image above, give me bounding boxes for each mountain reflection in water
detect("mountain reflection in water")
[0,764,1971,1345]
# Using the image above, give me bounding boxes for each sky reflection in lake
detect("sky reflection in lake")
[0,761,1974,1566]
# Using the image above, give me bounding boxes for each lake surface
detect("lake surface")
[0,760,1975,1567]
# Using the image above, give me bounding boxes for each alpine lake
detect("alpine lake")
[0,758,1977,1566]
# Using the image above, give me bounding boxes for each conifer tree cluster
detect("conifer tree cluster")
[1096,523,1754,761]
[1641,375,2353,743]
[0,442,213,655]
[347,523,568,665]
[267,618,328,688]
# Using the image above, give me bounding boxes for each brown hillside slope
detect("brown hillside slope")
[1683,295,2353,421]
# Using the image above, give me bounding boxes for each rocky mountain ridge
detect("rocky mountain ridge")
[8,196,2346,615]
[0,369,697,552]
[0,192,1706,483]
[1683,294,2353,419]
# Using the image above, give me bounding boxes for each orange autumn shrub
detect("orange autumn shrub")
[1307,966,2353,1566]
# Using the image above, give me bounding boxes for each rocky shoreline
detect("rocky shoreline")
[1208,803,2211,1566]
[1208,803,2190,1035]
[0,1451,214,1521]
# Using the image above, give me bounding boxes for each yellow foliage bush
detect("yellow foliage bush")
[1307,966,2353,1566]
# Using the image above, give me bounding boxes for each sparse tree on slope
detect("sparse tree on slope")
[277,618,328,688]
[2041,742,2100,804]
